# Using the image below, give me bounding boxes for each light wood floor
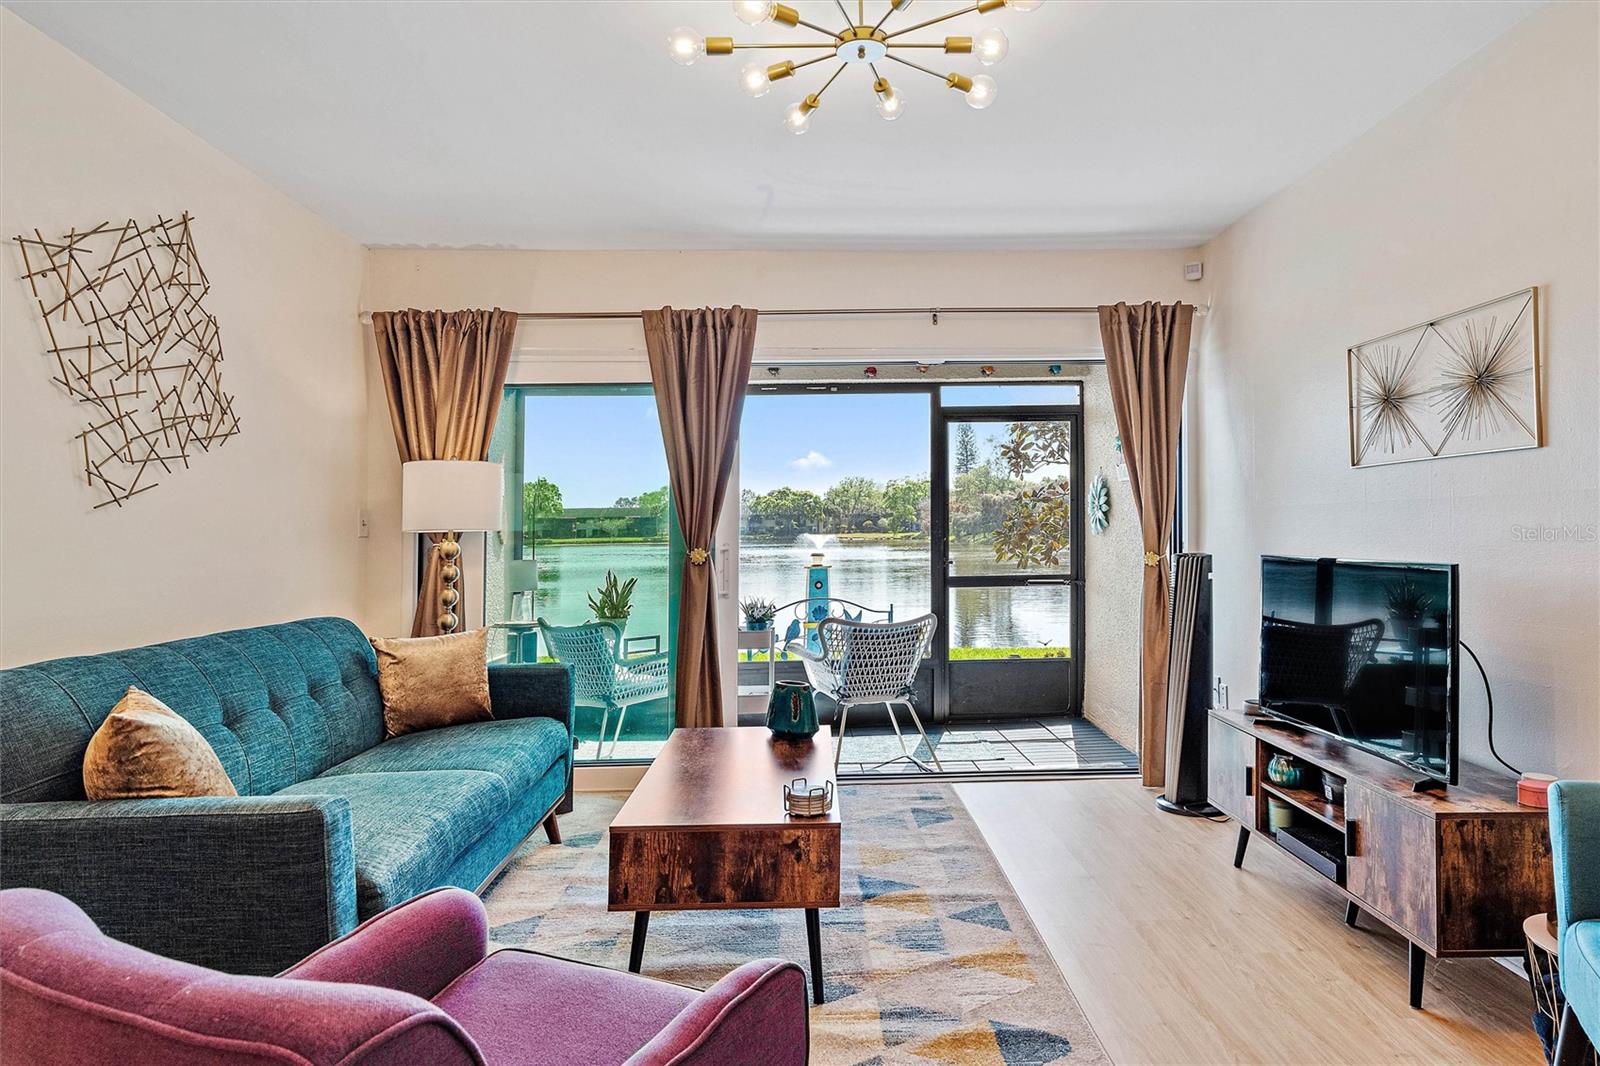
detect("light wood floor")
[954,778,1543,1066]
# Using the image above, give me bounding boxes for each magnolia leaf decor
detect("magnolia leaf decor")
[1088,472,1111,535]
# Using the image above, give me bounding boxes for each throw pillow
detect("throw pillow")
[369,628,493,738]
[82,687,238,800]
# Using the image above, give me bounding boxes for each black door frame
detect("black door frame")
[742,377,1086,723]
[931,395,1086,722]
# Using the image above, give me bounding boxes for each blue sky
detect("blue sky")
[523,391,942,506]
[520,389,1074,507]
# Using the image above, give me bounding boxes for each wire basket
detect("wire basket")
[1525,913,1598,1065]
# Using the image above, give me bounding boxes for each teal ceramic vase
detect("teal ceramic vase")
[1266,753,1305,789]
[767,680,819,739]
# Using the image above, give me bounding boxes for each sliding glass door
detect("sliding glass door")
[486,386,679,764]
[735,377,1083,724]
[933,388,1084,719]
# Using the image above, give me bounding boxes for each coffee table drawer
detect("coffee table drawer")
[608,825,842,910]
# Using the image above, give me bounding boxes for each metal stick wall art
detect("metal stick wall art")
[1347,287,1541,468]
[15,213,239,507]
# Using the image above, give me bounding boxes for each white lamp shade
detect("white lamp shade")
[401,461,503,533]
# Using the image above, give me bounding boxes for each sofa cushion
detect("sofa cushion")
[369,630,493,739]
[82,688,238,800]
[318,718,568,800]
[277,771,509,917]
[0,618,382,801]
[1564,921,1600,1031]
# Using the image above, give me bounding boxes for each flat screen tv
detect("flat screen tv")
[1260,556,1459,785]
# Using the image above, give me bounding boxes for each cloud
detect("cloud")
[787,450,833,471]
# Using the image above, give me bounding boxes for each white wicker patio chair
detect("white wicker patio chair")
[537,618,670,759]
[788,613,941,774]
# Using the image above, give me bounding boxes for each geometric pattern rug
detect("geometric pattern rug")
[482,784,1109,1066]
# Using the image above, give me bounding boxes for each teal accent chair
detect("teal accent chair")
[1550,780,1600,1065]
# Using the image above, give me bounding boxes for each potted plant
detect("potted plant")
[588,571,637,635]
[739,597,777,631]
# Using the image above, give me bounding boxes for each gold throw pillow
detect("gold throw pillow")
[82,687,238,800]
[369,628,493,738]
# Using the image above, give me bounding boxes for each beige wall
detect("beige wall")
[1192,2,1600,777]
[0,12,370,664]
[361,248,1201,736]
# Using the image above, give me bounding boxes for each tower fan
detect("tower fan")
[1156,552,1220,816]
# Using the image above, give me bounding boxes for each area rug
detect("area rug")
[482,784,1108,1066]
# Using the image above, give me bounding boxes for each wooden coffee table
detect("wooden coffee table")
[608,726,841,1004]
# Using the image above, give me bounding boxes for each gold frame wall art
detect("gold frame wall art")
[1347,287,1542,468]
[15,213,240,507]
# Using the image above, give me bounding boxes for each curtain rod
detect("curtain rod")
[358,304,1207,324]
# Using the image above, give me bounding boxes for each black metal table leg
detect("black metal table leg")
[805,908,824,1005]
[1233,825,1250,868]
[1345,901,1360,927]
[1408,941,1426,1010]
[629,911,650,974]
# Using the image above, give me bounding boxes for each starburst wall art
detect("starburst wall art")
[1347,287,1542,468]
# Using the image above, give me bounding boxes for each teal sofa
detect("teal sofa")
[1551,780,1599,1065]
[0,617,573,976]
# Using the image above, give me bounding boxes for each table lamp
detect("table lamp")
[402,460,503,634]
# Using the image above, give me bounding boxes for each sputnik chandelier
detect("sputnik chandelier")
[668,0,1044,134]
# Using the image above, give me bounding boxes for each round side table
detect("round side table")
[1525,913,1598,1065]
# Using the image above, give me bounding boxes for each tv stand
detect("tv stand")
[1410,777,1448,794]
[1208,707,1554,1009]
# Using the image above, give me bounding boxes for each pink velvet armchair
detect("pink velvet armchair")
[0,887,809,1065]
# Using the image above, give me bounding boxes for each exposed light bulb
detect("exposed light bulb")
[733,0,775,25]
[783,101,813,135]
[973,27,1009,65]
[666,27,705,66]
[874,81,905,121]
[965,74,997,109]
[739,61,772,98]
[1003,0,1043,10]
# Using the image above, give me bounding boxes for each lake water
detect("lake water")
[521,539,1071,653]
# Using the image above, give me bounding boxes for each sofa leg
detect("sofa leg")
[543,813,562,845]
[1556,1003,1595,1066]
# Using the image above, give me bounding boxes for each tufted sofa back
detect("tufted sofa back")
[0,618,384,801]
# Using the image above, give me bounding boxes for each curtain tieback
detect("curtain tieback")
[688,547,710,565]
[1144,551,1162,567]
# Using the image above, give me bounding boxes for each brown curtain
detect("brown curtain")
[371,309,517,637]
[642,306,758,729]
[1098,301,1195,788]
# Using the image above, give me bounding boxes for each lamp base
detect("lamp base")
[437,532,461,633]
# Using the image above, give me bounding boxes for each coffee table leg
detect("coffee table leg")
[805,908,824,1005]
[629,911,650,973]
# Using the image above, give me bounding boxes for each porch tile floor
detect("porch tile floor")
[570,700,1138,778]
[835,717,1137,778]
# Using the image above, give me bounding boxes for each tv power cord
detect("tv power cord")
[1459,640,1520,777]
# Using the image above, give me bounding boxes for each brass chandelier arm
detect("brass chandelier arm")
[888,42,960,48]
[732,42,839,49]
[813,63,850,101]
[832,0,854,25]
[790,54,834,73]
[884,4,982,40]
[795,17,845,37]
[885,52,951,82]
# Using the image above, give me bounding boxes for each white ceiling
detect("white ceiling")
[6,0,1543,250]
